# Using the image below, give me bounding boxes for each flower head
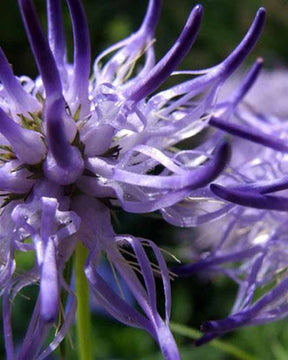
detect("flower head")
[176,66,288,344]
[0,0,265,358]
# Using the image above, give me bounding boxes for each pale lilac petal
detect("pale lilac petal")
[94,0,161,85]
[0,48,40,116]
[40,236,59,322]
[0,108,46,164]
[47,0,66,73]
[0,160,34,193]
[2,290,14,360]
[65,0,91,115]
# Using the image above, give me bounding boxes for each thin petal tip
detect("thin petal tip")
[210,184,225,197]
[194,4,203,14]
[191,4,204,22]
[257,7,266,16]
[255,7,266,24]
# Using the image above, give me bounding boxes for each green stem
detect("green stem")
[170,322,256,360]
[75,241,93,360]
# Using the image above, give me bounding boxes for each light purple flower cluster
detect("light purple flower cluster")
[176,65,288,344]
[0,0,266,358]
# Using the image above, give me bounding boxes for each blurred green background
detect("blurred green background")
[1,0,288,359]
[2,0,288,76]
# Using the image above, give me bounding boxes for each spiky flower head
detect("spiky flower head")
[176,66,288,344]
[0,0,265,358]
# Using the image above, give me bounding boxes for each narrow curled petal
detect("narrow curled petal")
[160,200,234,227]
[124,4,203,101]
[126,237,158,316]
[140,0,162,34]
[73,195,179,359]
[44,98,84,184]
[198,277,288,340]
[109,239,180,360]
[18,0,63,97]
[94,0,160,84]
[65,0,91,112]
[216,8,266,78]
[85,262,153,330]
[0,203,17,291]
[152,7,265,104]
[230,57,263,106]
[113,184,199,213]
[209,115,288,153]
[47,0,66,71]
[18,305,52,359]
[211,184,288,211]
[19,0,77,139]
[3,290,14,360]
[175,246,262,276]
[230,177,288,195]
[141,239,171,321]
[0,48,40,115]
[87,141,230,190]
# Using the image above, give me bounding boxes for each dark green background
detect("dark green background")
[2,0,288,76]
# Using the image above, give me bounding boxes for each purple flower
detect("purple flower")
[176,66,288,344]
[0,0,265,358]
